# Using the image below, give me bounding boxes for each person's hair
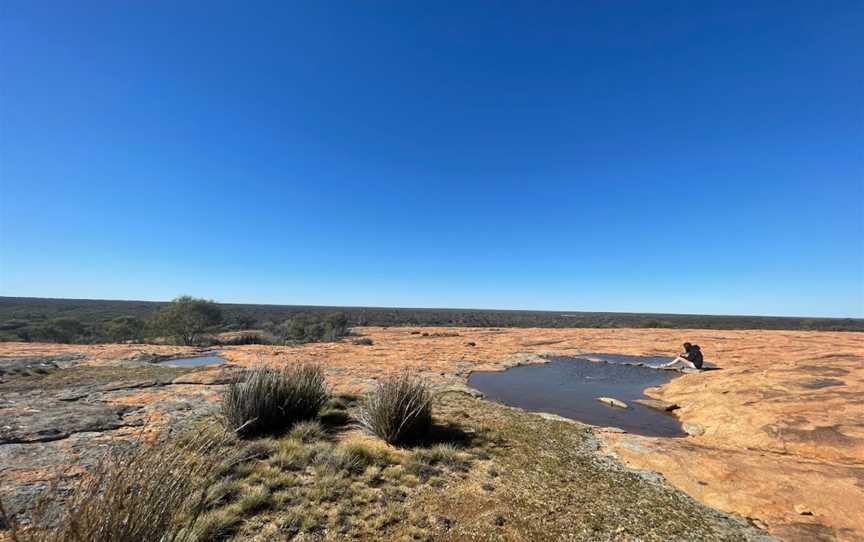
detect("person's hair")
[682,342,692,348]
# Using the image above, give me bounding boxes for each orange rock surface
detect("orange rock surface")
[2,327,862,541]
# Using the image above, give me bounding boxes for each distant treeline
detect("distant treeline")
[0,296,861,345]
[0,296,350,345]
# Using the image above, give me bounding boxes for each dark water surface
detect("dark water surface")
[578,352,674,368]
[161,354,227,367]
[468,356,686,437]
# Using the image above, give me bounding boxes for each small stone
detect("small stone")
[683,422,705,436]
[437,516,454,530]
[794,504,813,516]
[750,518,768,530]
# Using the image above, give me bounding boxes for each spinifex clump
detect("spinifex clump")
[357,372,432,445]
[221,364,329,438]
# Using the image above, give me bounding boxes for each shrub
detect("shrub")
[151,296,223,346]
[31,318,87,343]
[263,312,349,344]
[103,316,145,343]
[219,333,270,346]
[221,364,329,438]
[357,373,432,445]
[352,337,373,346]
[0,431,220,542]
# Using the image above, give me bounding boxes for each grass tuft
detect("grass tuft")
[1,431,221,542]
[288,420,327,443]
[221,364,329,438]
[411,443,471,472]
[357,372,432,445]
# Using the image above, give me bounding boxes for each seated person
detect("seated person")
[661,342,704,370]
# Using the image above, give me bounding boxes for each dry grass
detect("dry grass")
[0,429,223,542]
[180,394,480,540]
[221,363,329,437]
[357,372,432,445]
[288,419,327,443]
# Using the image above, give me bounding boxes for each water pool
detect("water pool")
[468,356,686,437]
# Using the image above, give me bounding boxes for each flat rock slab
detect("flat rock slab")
[0,355,84,378]
[597,397,628,409]
[634,398,680,412]
[0,400,129,444]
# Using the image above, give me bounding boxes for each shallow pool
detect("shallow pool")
[468,356,686,437]
[578,352,675,368]
[161,354,227,367]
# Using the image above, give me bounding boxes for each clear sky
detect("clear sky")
[1,1,862,317]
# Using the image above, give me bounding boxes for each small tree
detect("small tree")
[33,318,86,343]
[103,316,145,343]
[152,296,223,345]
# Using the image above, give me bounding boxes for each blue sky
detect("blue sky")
[1,1,862,317]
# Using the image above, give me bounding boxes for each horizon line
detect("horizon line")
[1,295,861,322]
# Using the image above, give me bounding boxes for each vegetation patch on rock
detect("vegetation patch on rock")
[221,364,329,438]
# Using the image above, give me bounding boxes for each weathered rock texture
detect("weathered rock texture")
[1,328,862,540]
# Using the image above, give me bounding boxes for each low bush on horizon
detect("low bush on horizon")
[357,373,433,445]
[262,312,349,344]
[221,364,329,438]
[217,332,272,346]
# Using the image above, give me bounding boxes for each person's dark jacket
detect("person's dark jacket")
[682,344,704,369]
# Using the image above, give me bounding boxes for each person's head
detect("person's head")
[683,342,692,350]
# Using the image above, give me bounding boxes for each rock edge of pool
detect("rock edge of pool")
[468,354,691,437]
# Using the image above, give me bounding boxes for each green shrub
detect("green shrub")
[103,316,145,342]
[263,312,348,344]
[357,373,432,445]
[150,296,223,346]
[31,318,87,343]
[221,364,329,438]
[219,333,270,346]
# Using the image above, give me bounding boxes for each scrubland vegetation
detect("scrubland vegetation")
[2,296,860,344]
[1,368,491,541]
[1,362,764,541]
[0,296,351,346]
